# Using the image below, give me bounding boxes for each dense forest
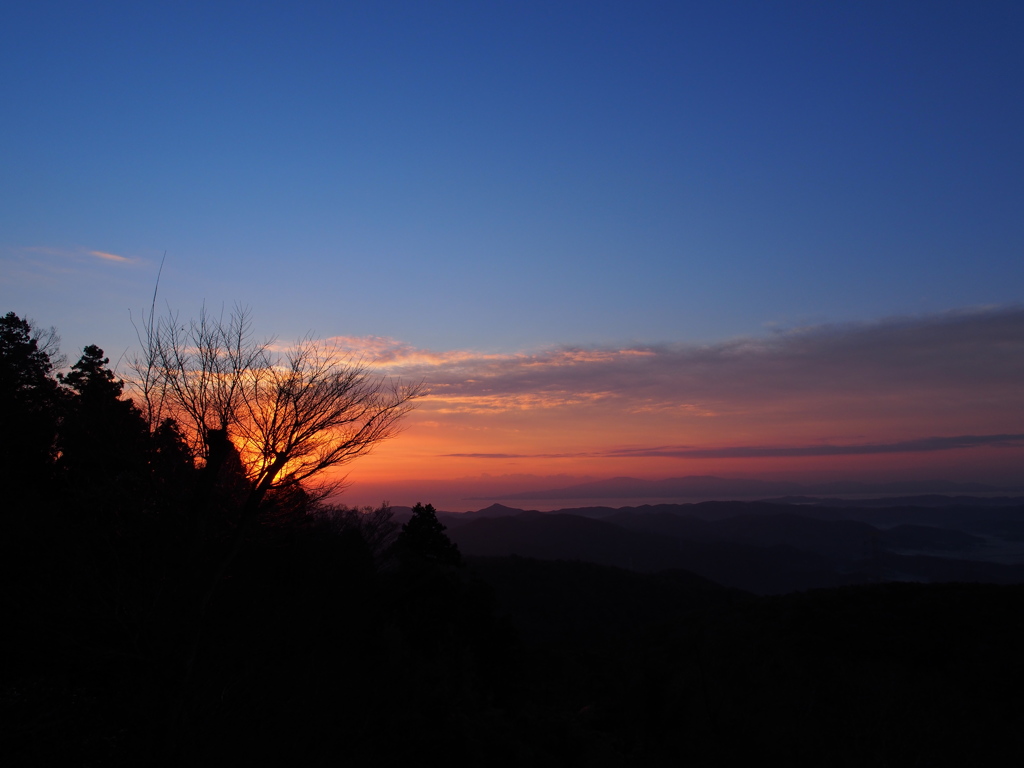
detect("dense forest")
[3,311,1023,767]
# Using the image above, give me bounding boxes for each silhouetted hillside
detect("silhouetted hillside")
[460,559,1024,767]
[450,512,860,593]
[480,475,1018,501]
[446,498,1024,594]
[466,556,745,646]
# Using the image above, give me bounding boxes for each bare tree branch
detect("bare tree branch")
[130,305,423,515]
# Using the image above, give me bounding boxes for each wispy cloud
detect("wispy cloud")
[442,452,594,459]
[442,434,1024,460]
[338,307,1024,492]
[365,305,1024,485]
[605,433,1024,459]
[9,245,140,266]
[89,250,134,264]
[317,307,1024,487]
[355,305,1024,415]
[421,391,615,414]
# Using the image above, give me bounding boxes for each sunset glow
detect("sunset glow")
[3,3,1022,510]
[7,7,1024,763]
[329,307,1024,509]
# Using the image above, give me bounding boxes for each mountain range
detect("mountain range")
[473,475,1021,501]
[419,496,1024,594]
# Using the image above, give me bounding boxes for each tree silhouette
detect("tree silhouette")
[133,305,424,521]
[127,306,424,754]
[148,417,196,500]
[60,344,121,397]
[397,502,463,568]
[58,345,150,487]
[0,312,65,489]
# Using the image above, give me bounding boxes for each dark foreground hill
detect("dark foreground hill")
[466,556,747,646]
[464,558,1024,768]
[6,495,1024,767]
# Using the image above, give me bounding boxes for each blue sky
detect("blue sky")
[3,2,1023,503]
[5,1,1022,356]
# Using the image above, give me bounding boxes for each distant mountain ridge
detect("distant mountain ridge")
[473,474,1018,501]
[440,496,1024,594]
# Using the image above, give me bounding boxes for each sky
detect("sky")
[2,1,1023,510]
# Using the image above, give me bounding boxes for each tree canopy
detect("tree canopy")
[58,345,150,486]
[397,502,463,568]
[133,305,424,520]
[0,312,65,487]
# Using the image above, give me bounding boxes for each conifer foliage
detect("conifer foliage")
[2,311,508,766]
[397,502,463,568]
[0,311,64,487]
[58,345,149,486]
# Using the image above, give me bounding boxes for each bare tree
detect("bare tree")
[132,304,422,518]
[130,304,424,757]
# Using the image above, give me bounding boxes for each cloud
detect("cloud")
[420,391,615,414]
[441,452,587,459]
[341,307,1024,494]
[441,433,1024,460]
[603,433,1024,459]
[361,305,1024,412]
[9,246,139,266]
[322,335,666,378]
[322,335,512,368]
[89,250,134,263]
[322,306,1024,484]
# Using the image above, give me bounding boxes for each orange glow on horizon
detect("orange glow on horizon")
[281,310,1024,505]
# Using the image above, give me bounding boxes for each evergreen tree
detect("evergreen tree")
[58,345,149,488]
[60,344,123,399]
[396,502,463,568]
[149,417,195,498]
[0,312,64,489]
